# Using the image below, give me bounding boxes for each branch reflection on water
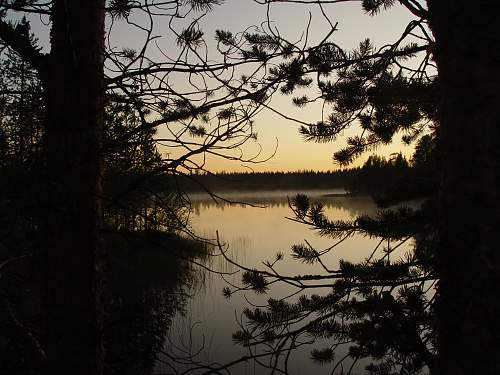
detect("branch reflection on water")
[154,190,423,374]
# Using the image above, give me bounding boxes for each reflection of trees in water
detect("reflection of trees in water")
[189,192,378,218]
[0,254,45,375]
[106,289,178,375]
[1,233,208,375]
[104,232,209,375]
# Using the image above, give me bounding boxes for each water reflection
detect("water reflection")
[154,190,411,374]
[104,233,206,375]
[188,190,379,219]
[1,191,409,375]
[101,191,417,374]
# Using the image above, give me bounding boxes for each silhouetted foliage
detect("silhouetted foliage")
[1,1,498,374]
[212,1,440,374]
[224,146,438,375]
[104,232,207,375]
[215,0,499,374]
[1,1,283,372]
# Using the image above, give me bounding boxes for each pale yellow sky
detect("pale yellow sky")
[195,94,415,173]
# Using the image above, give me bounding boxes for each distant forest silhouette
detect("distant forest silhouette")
[179,152,435,205]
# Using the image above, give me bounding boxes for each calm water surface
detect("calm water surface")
[157,190,412,374]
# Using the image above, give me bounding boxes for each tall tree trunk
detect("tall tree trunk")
[45,1,105,374]
[428,1,500,374]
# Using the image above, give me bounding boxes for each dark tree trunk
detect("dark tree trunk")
[428,1,500,374]
[45,1,105,374]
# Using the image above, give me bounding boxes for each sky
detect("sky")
[193,1,419,172]
[23,0,424,173]
[186,0,420,171]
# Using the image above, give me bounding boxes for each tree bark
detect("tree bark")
[45,1,105,374]
[428,1,500,374]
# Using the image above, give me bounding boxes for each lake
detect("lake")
[155,190,414,374]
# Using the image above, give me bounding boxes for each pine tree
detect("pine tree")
[0,18,44,165]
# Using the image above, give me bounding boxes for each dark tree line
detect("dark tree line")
[0,16,184,375]
[178,170,355,192]
[175,151,435,203]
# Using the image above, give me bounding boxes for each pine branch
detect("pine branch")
[0,19,47,76]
